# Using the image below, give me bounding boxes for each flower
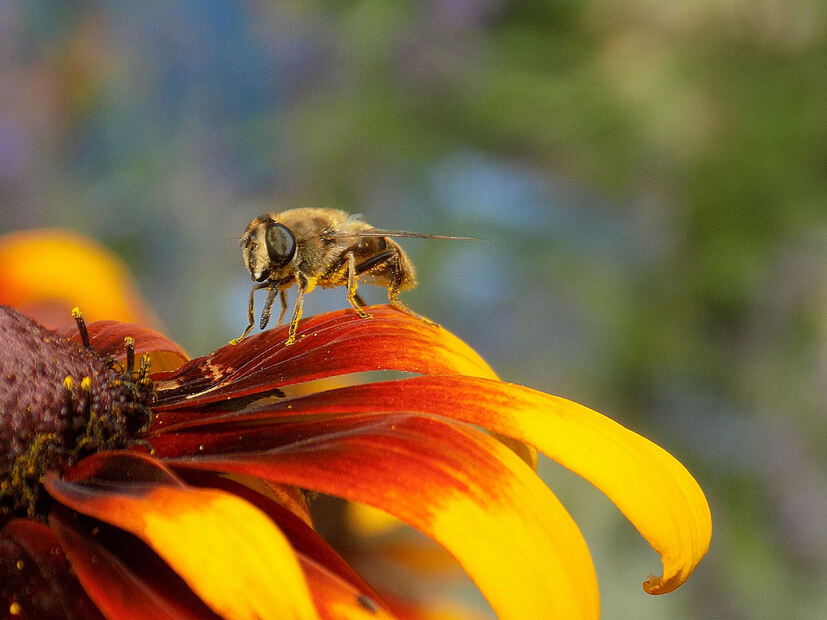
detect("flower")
[0,229,158,329]
[1,230,711,619]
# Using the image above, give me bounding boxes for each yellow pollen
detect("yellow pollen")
[80,376,92,391]
[124,336,134,346]
[71,306,82,319]
[63,376,73,390]
[9,602,21,615]
[15,560,23,571]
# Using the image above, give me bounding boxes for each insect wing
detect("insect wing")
[322,229,480,241]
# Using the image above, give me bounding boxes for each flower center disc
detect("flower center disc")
[0,306,153,521]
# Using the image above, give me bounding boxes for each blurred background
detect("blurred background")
[1,1,825,617]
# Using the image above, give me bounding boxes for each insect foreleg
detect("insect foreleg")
[230,281,270,345]
[259,285,279,330]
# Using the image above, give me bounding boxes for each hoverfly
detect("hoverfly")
[230,208,475,346]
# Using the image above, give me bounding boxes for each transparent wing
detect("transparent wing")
[322,229,482,241]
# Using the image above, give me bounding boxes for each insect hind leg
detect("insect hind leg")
[388,294,435,327]
[347,251,372,319]
[380,248,437,327]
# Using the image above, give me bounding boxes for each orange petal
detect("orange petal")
[0,229,157,329]
[46,452,319,620]
[177,470,381,600]
[165,414,600,619]
[49,508,217,619]
[233,376,711,594]
[156,375,710,594]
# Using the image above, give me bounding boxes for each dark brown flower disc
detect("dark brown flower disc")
[0,306,153,521]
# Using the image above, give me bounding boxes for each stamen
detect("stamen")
[71,307,90,349]
[124,337,135,374]
[139,354,153,390]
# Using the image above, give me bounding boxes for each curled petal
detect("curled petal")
[45,452,319,620]
[170,376,709,594]
[163,414,600,620]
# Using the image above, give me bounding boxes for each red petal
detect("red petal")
[49,508,218,620]
[1,519,102,620]
[152,306,496,409]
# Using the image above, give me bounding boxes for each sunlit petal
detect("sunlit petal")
[177,470,381,601]
[184,375,709,594]
[45,452,319,620]
[162,414,600,619]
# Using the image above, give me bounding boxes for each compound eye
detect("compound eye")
[265,221,296,269]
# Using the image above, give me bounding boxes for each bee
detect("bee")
[230,208,475,346]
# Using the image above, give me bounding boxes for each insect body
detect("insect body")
[231,208,474,346]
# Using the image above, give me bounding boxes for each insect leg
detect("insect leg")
[386,247,436,326]
[347,251,372,319]
[275,289,288,326]
[259,285,279,330]
[285,275,307,346]
[230,282,270,345]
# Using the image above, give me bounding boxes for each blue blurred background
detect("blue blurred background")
[1,2,825,617]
